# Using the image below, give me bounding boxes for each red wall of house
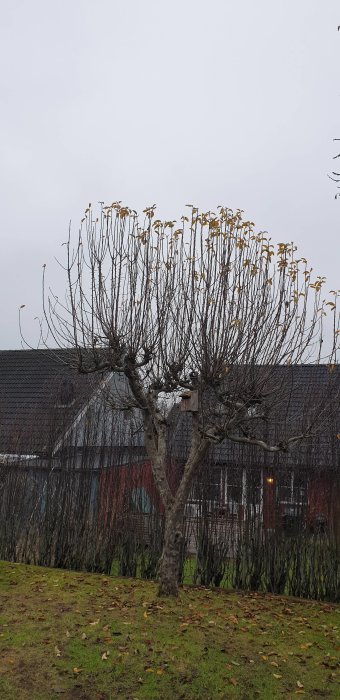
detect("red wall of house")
[98,459,183,524]
[307,473,332,530]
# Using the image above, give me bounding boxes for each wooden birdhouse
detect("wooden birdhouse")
[179,390,199,412]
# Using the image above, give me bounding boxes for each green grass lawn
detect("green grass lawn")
[0,561,339,700]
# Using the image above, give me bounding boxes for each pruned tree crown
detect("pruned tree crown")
[43,202,339,395]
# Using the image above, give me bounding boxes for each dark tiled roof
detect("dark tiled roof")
[1,353,339,469]
[0,349,105,455]
[169,365,340,470]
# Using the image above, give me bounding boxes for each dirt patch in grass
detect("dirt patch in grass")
[0,561,339,699]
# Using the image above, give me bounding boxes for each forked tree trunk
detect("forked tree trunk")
[154,431,209,597]
[158,503,185,597]
[144,413,209,597]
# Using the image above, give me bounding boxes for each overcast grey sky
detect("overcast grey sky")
[0,0,339,349]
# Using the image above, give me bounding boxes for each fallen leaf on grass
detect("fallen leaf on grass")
[273,674,282,679]
[228,615,238,625]
[73,667,82,674]
[89,619,100,626]
[228,677,237,686]
[101,651,109,660]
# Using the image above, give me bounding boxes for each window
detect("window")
[55,380,75,408]
[277,470,307,534]
[130,487,153,514]
[278,471,307,506]
[224,466,243,515]
[205,466,222,503]
[245,467,263,515]
[190,465,222,506]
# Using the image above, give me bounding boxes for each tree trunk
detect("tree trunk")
[155,430,209,597]
[158,504,185,597]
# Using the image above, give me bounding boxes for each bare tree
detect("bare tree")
[42,202,339,596]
